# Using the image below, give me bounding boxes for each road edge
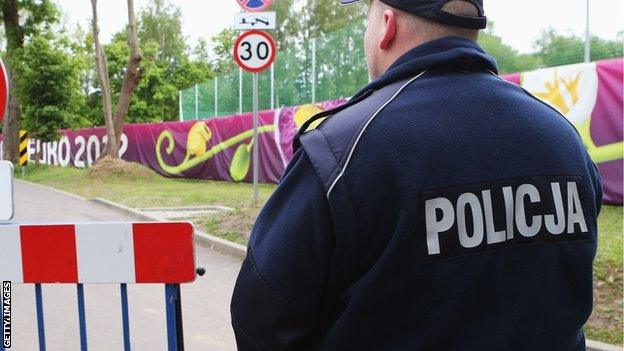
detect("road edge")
[91,197,248,260]
[15,179,89,202]
[587,339,624,351]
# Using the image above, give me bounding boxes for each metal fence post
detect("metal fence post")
[120,284,131,351]
[165,284,184,351]
[35,284,46,351]
[194,84,199,120]
[252,73,259,205]
[239,68,243,114]
[311,38,317,103]
[214,77,218,117]
[178,91,183,121]
[77,284,88,351]
[271,64,275,110]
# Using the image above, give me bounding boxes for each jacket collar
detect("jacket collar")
[352,36,498,99]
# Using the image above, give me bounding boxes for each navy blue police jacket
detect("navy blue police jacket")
[231,37,603,350]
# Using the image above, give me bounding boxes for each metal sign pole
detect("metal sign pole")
[214,76,218,117]
[194,84,199,120]
[270,64,275,109]
[239,68,243,114]
[233,7,277,205]
[252,72,259,205]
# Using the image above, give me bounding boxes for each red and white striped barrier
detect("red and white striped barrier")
[0,222,196,283]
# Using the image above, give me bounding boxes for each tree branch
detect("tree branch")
[113,0,143,142]
[91,0,117,157]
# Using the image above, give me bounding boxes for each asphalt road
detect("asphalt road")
[8,180,242,351]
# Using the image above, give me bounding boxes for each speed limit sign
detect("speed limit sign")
[233,30,276,73]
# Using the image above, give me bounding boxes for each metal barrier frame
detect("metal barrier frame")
[0,281,188,351]
[0,221,198,351]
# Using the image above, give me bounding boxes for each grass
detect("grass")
[17,163,623,345]
[585,205,623,345]
[16,163,275,245]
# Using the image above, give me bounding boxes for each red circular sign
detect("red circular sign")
[233,30,277,73]
[0,58,8,123]
[237,0,272,12]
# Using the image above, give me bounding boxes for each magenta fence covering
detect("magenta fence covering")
[2,59,622,204]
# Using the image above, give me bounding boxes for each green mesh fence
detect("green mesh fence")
[314,23,368,102]
[179,22,369,121]
[179,21,622,121]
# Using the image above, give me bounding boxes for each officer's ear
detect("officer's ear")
[379,9,397,50]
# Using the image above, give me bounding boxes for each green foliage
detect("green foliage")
[18,0,59,37]
[138,0,187,66]
[0,0,59,49]
[0,0,62,148]
[271,0,300,50]
[210,28,237,75]
[91,0,213,123]
[16,31,88,140]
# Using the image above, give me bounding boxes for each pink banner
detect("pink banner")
[508,59,623,204]
[3,59,621,204]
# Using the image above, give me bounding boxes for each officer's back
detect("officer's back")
[231,1,602,350]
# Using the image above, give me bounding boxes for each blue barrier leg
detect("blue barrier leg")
[35,284,46,351]
[165,284,184,351]
[120,284,131,351]
[77,284,88,351]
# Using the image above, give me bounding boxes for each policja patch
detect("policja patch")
[419,175,591,262]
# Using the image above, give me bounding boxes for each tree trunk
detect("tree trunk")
[113,0,142,149]
[90,0,117,158]
[1,0,22,163]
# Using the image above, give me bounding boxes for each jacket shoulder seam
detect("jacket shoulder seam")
[326,70,429,197]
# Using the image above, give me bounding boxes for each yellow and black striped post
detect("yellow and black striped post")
[19,129,28,166]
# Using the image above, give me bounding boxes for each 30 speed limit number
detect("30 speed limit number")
[233,30,276,73]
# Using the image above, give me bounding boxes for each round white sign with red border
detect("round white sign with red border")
[237,0,272,12]
[233,30,277,73]
[0,57,8,123]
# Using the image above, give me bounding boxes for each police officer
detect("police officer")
[231,0,603,350]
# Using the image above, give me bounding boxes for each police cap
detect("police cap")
[340,0,487,29]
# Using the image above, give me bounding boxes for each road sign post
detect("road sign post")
[233,27,277,204]
[235,0,277,204]
[252,72,259,204]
